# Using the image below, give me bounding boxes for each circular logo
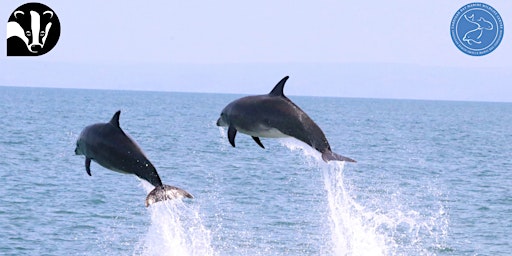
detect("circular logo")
[7,2,61,56]
[450,2,504,56]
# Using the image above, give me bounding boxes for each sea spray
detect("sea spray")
[279,139,384,254]
[281,138,449,255]
[323,162,388,255]
[134,181,215,256]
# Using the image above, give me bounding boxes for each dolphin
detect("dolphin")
[216,76,356,163]
[75,111,192,207]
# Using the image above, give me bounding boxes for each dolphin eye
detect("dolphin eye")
[40,31,45,37]
[26,31,31,36]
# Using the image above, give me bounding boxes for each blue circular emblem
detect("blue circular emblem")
[450,2,504,56]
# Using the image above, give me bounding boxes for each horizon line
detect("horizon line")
[1,84,510,104]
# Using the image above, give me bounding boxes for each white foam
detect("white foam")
[135,181,214,256]
[279,139,448,255]
[279,137,322,161]
[131,139,448,255]
[323,162,388,256]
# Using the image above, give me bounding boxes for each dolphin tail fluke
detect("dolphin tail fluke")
[321,151,356,163]
[145,184,193,207]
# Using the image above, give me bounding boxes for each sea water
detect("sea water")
[0,86,511,255]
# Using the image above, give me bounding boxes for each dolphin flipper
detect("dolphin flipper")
[85,157,92,176]
[228,125,237,147]
[321,151,356,163]
[145,184,193,207]
[252,136,265,149]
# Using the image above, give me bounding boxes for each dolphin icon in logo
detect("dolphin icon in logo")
[462,14,494,45]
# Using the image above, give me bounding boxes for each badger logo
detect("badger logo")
[7,2,61,56]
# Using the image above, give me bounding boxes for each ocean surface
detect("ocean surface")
[0,86,511,256]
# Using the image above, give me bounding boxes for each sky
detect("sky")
[1,0,511,102]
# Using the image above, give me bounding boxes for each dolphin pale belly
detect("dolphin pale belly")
[75,111,192,207]
[217,76,356,163]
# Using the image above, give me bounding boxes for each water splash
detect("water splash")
[280,138,448,255]
[323,162,388,255]
[134,181,215,256]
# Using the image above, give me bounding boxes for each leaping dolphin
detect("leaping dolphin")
[75,111,192,207]
[216,76,356,163]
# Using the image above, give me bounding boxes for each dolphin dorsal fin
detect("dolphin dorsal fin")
[110,110,121,127]
[268,76,290,97]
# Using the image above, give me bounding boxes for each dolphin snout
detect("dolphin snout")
[74,144,83,155]
[216,117,224,127]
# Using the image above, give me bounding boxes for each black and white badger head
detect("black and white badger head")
[7,3,60,56]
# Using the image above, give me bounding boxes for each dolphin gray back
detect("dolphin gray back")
[77,111,163,187]
[269,76,289,97]
[267,77,332,152]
